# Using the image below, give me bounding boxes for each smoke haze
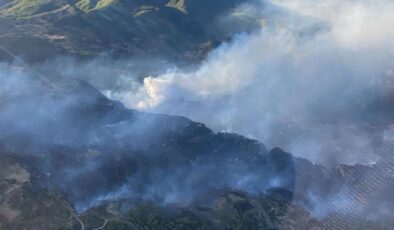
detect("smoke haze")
[0,63,295,214]
[1,1,394,226]
[102,0,394,166]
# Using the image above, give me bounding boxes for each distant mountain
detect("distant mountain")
[0,1,393,229]
[0,0,249,62]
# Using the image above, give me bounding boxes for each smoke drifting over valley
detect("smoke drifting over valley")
[0,0,394,229]
[94,0,394,166]
[0,63,295,214]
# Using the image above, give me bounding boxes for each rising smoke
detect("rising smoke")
[107,0,394,166]
[1,0,393,224]
[39,0,394,166]
[0,63,295,214]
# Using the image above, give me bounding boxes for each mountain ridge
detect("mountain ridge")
[0,0,250,63]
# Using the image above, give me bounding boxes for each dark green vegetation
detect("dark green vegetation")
[0,155,317,230]
[0,1,394,230]
[0,65,392,229]
[0,67,302,229]
[0,0,250,62]
[0,157,77,229]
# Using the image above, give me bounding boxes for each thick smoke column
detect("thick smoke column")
[117,0,394,166]
[0,1,392,227]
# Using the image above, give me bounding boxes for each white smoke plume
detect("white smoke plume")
[1,1,393,224]
[114,0,394,166]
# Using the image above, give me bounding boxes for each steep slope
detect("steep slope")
[0,66,298,228]
[0,67,392,229]
[0,157,316,230]
[0,65,393,229]
[0,0,249,62]
[0,0,71,17]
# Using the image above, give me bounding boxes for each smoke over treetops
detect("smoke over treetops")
[103,0,394,166]
[0,63,296,214]
[0,0,393,229]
